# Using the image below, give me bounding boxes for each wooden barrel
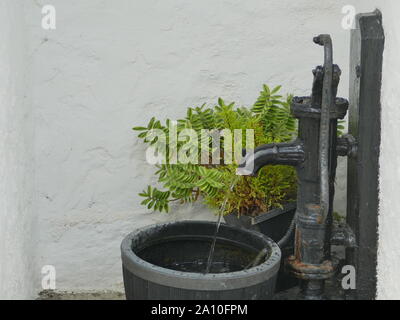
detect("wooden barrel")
[121,221,281,300]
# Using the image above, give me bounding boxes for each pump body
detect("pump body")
[238,35,353,299]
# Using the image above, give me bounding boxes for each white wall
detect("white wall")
[0,1,36,299]
[24,0,379,292]
[1,0,398,299]
[376,0,400,300]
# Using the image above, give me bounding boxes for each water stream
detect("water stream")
[204,180,238,274]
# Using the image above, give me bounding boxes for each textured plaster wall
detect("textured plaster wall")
[0,1,36,299]
[25,0,377,292]
[376,0,400,300]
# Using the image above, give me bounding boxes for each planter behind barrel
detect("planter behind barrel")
[224,203,298,292]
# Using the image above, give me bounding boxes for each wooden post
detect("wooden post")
[346,10,384,300]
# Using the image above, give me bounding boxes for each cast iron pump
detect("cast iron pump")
[238,34,356,299]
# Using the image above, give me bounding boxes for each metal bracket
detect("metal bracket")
[331,222,357,248]
[337,134,357,158]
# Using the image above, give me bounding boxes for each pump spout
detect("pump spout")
[236,141,305,176]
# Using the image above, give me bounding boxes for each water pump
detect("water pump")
[238,10,384,300]
[238,34,353,300]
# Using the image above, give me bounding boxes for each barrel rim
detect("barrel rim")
[121,220,281,291]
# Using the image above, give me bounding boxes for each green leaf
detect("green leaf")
[132,126,147,131]
[271,85,282,94]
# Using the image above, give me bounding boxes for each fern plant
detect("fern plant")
[133,85,298,216]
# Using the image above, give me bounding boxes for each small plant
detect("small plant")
[133,85,298,216]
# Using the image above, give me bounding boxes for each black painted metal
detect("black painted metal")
[238,35,349,300]
[337,134,357,158]
[121,221,281,300]
[238,141,305,176]
[330,223,357,248]
[346,10,384,300]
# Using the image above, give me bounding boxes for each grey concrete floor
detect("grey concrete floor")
[37,290,125,300]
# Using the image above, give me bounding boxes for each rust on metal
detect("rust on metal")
[286,256,336,280]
